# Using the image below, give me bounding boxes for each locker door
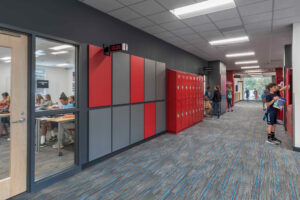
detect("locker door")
[145,59,156,101]
[112,52,130,105]
[176,73,182,101]
[89,45,112,107]
[130,55,145,103]
[176,101,182,132]
[144,103,156,139]
[112,106,130,151]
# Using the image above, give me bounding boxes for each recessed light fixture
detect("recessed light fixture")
[241,66,260,69]
[56,63,69,67]
[0,56,11,61]
[51,51,68,55]
[235,60,258,65]
[35,50,45,57]
[4,60,11,63]
[226,51,255,58]
[170,0,236,19]
[49,45,72,51]
[209,36,249,45]
[246,70,262,73]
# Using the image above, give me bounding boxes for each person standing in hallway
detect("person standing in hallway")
[212,86,221,118]
[245,88,250,101]
[204,85,212,116]
[265,83,281,145]
[254,88,258,101]
[226,86,233,112]
[261,87,269,111]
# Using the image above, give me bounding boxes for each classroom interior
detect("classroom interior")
[0,37,77,181]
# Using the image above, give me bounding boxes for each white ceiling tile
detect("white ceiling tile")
[127,17,154,28]
[235,0,268,6]
[247,27,271,35]
[108,7,140,21]
[164,36,182,43]
[171,28,195,36]
[274,7,298,20]
[200,30,223,41]
[180,33,202,41]
[81,0,124,12]
[154,31,175,39]
[129,0,165,16]
[160,20,186,31]
[238,0,273,16]
[117,0,145,6]
[157,0,196,10]
[273,16,300,28]
[193,23,218,33]
[208,8,240,22]
[244,20,272,30]
[182,15,211,26]
[147,11,177,24]
[172,39,190,46]
[274,0,296,10]
[192,38,209,46]
[222,29,246,37]
[215,18,243,29]
[242,12,272,24]
[143,25,165,34]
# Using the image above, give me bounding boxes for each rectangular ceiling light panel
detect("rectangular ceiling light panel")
[209,36,249,45]
[170,0,236,19]
[49,45,72,51]
[226,51,255,58]
[241,66,260,69]
[235,60,258,65]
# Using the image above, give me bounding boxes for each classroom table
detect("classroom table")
[35,114,75,156]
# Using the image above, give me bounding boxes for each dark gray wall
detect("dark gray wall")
[207,61,227,114]
[0,0,207,73]
[285,44,292,68]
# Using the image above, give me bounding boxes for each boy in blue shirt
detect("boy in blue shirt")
[265,83,281,145]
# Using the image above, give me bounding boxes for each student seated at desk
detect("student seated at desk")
[0,92,10,136]
[35,94,44,106]
[43,94,53,107]
[68,95,75,107]
[40,93,74,148]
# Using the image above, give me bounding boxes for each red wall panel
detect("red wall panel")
[89,45,112,108]
[144,103,156,139]
[276,68,284,121]
[130,55,145,103]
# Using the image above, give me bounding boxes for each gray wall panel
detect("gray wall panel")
[89,108,112,161]
[113,52,130,105]
[156,61,166,100]
[156,101,166,134]
[145,59,156,101]
[130,104,144,144]
[112,105,130,151]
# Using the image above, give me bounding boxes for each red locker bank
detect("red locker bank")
[167,69,204,134]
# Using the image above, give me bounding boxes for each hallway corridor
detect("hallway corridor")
[16,102,299,200]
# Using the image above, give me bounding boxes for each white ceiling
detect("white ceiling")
[79,0,300,71]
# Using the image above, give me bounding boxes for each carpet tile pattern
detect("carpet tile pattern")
[14,102,300,200]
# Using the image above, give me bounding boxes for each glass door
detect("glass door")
[0,31,28,199]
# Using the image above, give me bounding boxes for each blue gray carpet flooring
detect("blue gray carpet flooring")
[14,102,300,200]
